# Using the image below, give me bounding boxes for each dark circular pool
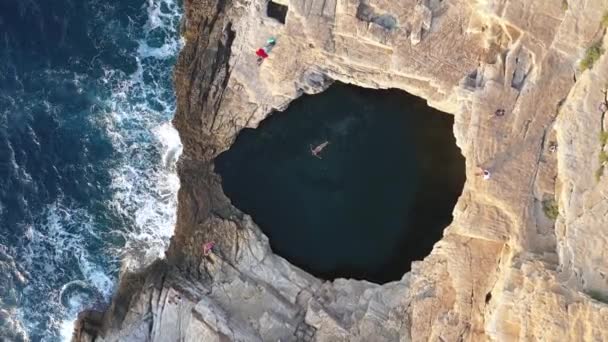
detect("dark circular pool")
[216,83,465,283]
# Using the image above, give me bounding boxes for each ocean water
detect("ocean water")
[0,0,183,340]
[216,83,465,284]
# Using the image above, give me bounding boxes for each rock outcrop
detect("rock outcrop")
[75,0,608,340]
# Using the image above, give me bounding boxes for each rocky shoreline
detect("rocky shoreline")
[75,0,608,340]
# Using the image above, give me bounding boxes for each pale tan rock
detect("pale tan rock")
[74,0,608,341]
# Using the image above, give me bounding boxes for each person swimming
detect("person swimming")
[310,141,329,159]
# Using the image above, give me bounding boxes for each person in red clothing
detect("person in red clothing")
[256,48,269,59]
[256,48,269,64]
[256,37,276,64]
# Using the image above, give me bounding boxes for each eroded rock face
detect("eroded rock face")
[74,0,608,341]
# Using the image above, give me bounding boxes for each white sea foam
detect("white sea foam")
[60,319,77,341]
[137,39,182,59]
[17,202,113,339]
[101,0,183,272]
[155,121,183,171]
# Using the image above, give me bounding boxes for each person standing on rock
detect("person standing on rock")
[494,108,506,117]
[256,37,277,64]
[476,166,491,180]
[202,241,215,256]
[256,48,269,64]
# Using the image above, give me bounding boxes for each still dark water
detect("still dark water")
[0,0,182,340]
[216,83,465,284]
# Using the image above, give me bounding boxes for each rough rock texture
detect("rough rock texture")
[75,0,608,340]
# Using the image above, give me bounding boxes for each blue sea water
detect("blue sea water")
[0,0,183,340]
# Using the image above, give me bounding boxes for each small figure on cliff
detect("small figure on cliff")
[475,166,491,180]
[256,48,269,64]
[494,108,506,117]
[256,37,277,65]
[202,241,216,256]
[310,141,329,159]
[548,142,557,153]
[265,37,276,50]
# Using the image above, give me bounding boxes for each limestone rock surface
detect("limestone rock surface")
[74,0,608,341]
